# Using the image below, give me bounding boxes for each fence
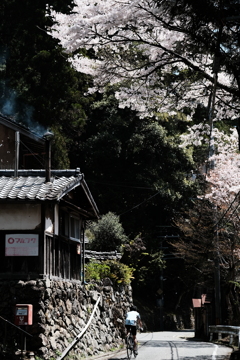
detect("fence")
[209,325,240,347]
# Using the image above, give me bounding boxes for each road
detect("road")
[105,330,232,360]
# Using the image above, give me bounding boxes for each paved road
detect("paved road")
[104,330,232,360]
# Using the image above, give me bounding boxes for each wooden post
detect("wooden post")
[14,131,20,178]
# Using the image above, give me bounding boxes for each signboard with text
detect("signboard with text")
[15,304,33,325]
[5,234,39,256]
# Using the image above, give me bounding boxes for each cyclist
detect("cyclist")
[125,305,142,355]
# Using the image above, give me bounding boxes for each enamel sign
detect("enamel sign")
[5,234,39,256]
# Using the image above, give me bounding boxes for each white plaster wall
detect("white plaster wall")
[45,217,53,234]
[0,203,41,230]
[45,205,54,234]
[54,204,59,235]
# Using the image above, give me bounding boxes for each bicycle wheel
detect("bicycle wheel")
[126,336,134,359]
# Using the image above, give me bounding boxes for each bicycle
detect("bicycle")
[126,328,138,359]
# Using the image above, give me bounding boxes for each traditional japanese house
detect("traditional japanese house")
[0,114,99,282]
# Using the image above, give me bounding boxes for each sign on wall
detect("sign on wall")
[5,234,39,256]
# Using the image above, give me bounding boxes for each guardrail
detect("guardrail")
[209,325,240,347]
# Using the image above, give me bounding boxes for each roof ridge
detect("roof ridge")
[0,168,81,178]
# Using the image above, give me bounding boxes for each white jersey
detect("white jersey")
[125,310,140,326]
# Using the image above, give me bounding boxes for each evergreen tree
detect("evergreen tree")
[78,92,198,239]
[86,212,129,252]
[0,0,91,167]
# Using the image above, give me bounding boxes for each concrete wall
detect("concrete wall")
[0,278,133,359]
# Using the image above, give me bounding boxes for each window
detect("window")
[61,211,81,242]
[70,216,80,241]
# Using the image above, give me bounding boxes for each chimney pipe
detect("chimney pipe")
[14,131,20,177]
[43,131,54,183]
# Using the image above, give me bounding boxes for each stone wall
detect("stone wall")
[0,278,133,359]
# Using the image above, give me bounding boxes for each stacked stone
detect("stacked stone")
[0,278,133,360]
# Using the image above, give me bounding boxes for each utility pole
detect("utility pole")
[157,226,180,331]
[207,11,223,325]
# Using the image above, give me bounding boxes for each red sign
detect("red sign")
[5,234,39,256]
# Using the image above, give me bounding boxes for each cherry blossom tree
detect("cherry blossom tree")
[181,125,240,205]
[49,0,240,119]
[174,124,240,324]
[205,129,240,208]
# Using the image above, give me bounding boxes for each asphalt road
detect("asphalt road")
[100,330,233,360]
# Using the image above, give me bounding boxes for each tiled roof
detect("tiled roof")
[85,250,122,261]
[0,174,83,201]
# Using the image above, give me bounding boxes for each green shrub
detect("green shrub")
[85,261,111,281]
[85,260,134,285]
[86,212,129,252]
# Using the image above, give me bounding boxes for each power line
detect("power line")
[119,191,161,216]
[86,179,154,190]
